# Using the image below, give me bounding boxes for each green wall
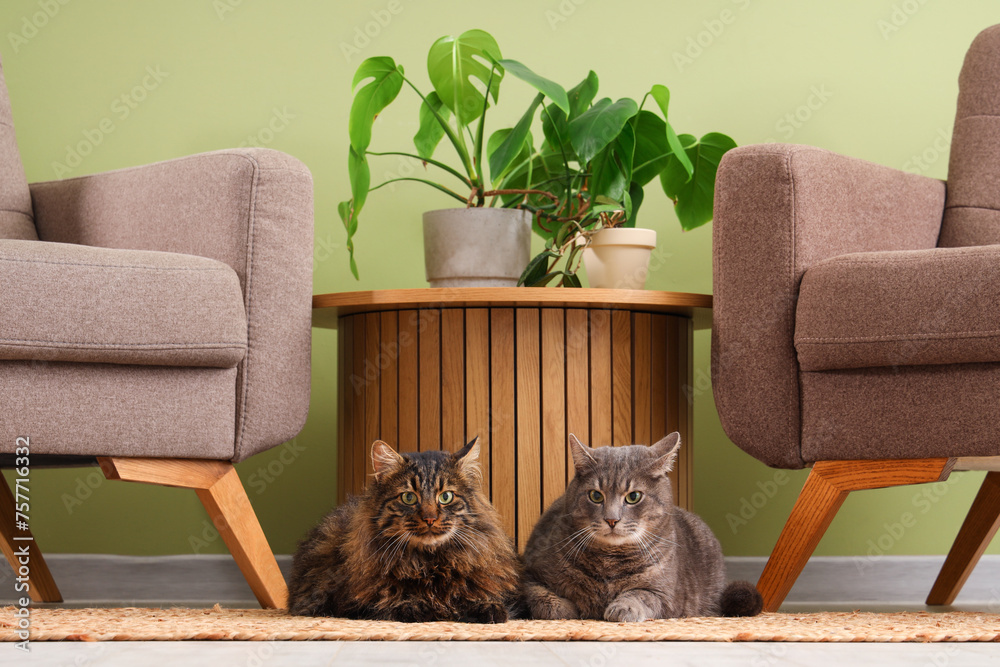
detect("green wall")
[2,0,998,560]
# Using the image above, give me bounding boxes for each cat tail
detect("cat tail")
[719,580,764,617]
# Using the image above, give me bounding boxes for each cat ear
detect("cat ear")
[649,432,681,476]
[454,437,484,486]
[454,436,481,469]
[371,440,404,480]
[568,433,598,473]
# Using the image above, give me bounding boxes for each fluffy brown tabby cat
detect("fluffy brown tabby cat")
[287,438,521,622]
[523,433,762,621]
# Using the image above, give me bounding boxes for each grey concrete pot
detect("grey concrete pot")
[423,208,532,287]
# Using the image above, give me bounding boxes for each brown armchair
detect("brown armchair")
[0,56,312,608]
[712,25,1000,611]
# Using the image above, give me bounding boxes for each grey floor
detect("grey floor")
[4,555,1000,665]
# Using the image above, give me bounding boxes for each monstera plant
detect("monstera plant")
[339,29,569,282]
[340,29,734,288]
[487,71,737,287]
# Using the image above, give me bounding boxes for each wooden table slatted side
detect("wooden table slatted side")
[315,289,711,545]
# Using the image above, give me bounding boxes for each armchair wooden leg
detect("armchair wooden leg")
[0,474,62,602]
[926,471,1000,606]
[99,457,288,609]
[757,458,954,612]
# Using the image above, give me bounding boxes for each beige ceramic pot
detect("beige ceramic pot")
[422,208,532,287]
[582,227,657,289]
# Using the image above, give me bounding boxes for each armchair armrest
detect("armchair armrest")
[28,148,314,462]
[711,144,945,468]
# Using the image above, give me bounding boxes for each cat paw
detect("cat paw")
[604,598,651,623]
[390,604,449,623]
[528,594,579,620]
[462,603,509,624]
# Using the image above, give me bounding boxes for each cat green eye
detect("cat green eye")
[437,491,455,505]
[400,491,418,505]
[625,491,643,504]
[588,490,604,504]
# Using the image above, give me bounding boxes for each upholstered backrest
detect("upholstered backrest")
[939,25,1000,247]
[0,55,35,240]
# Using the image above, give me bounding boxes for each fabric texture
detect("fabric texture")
[0,55,35,240]
[712,144,945,468]
[0,239,247,368]
[940,25,1000,246]
[25,148,313,461]
[800,362,1000,462]
[0,361,237,460]
[795,246,1000,371]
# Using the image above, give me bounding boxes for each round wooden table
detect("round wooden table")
[312,288,712,549]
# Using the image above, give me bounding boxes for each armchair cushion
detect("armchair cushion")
[795,245,1000,371]
[0,239,247,368]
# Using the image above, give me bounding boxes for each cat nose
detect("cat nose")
[606,519,618,528]
[423,516,436,526]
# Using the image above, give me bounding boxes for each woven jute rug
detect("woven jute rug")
[3,606,1000,642]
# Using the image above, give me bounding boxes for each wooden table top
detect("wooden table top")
[312,288,712,330]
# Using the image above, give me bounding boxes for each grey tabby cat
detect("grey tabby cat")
[523,432,762,620]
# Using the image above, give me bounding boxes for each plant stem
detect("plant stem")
[367,150,473,188]
[368,177,469,204]
[401,75,478,189]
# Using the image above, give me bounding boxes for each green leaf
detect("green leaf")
[414,91,451,159]
[427,29,503,126]
[590,121,635,203]
[347,145,370,218]
[666,122,693,181]
[341,146,370,278]
[568,97,639,166]
[563,272,582,288]
[568,70,599,120]
[497,59,569,113]
[487,128,533,185]
[489,92,543,182]
[349,57,404,153]
[630,110,670,186]
[518,249,557,286]
[660,132,738,231]
[648,84,694,180]
[337,200,359,280]
[541,104,573,160]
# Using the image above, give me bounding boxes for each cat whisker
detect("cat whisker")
[380,533,411,573]
[552,526,596,557]
[643,533,679,548]
[562,526,597,564]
